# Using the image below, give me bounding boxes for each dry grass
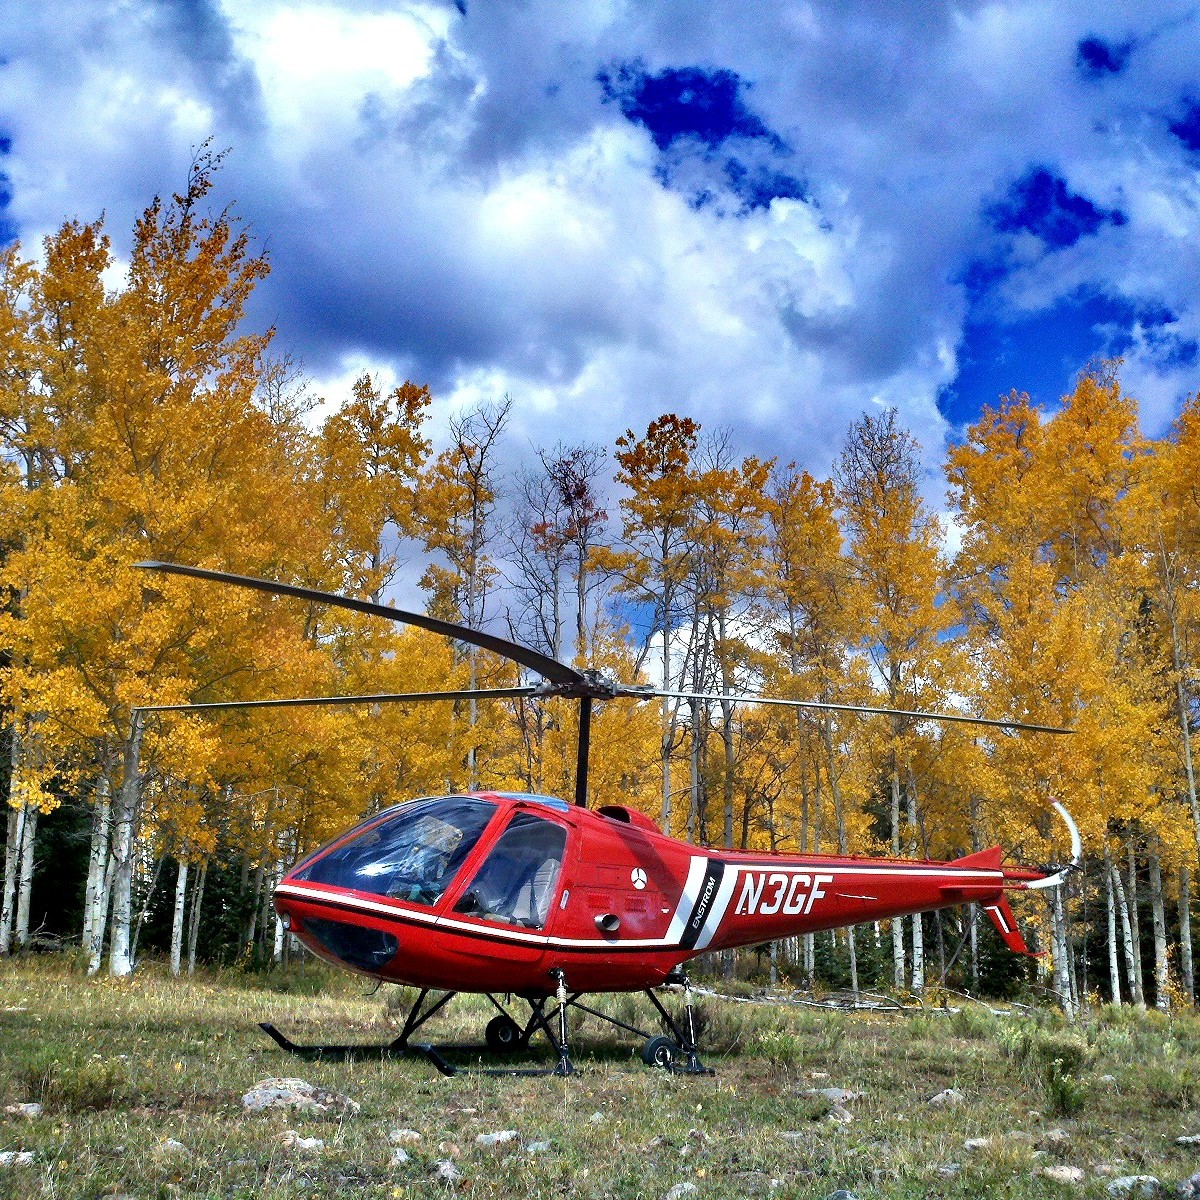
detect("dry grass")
[3,956,1200,1198]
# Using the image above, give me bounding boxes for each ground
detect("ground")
[2,957,1199,1199]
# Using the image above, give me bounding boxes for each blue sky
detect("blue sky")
[2,0,1199,483]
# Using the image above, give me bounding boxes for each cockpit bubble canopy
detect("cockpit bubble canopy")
[292,795,496,906]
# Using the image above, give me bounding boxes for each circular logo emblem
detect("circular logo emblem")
[630,868,647,890]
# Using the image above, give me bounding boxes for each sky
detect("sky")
[2,0,1200,486]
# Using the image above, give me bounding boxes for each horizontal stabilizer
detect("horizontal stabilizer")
[950,845,1002,870]
[983,895,1037,956]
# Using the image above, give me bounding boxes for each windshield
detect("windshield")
[293,796,496,905]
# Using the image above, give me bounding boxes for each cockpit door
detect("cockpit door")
[438,809,570,960]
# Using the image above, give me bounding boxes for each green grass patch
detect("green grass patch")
[4,955,1200,1198]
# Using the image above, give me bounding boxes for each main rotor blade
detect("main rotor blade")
[136,562,584,687]
[137,686,541,715]
[644,689,1074,735]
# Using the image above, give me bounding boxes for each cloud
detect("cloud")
[1,0,1199,486]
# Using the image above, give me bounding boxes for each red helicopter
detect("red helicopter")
[136,562,1079,1076]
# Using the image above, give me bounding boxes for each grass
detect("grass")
[3,958,1200,1198]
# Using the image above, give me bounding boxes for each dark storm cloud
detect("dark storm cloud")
[147,0,266,132]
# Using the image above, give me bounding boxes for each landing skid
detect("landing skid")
[259,972,713,1076]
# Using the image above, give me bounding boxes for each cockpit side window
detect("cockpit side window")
[453,812,567,929]
[293,796,496,906]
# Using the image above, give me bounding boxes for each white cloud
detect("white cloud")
[1,0,1198,479]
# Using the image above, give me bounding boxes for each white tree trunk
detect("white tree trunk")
[0,803,23,955]
[88,844,116,976]
[1,719,27,955]
[186,861,207,976]
[890,768,905,990]
[82,773,112,956]
[108,715,144,976]
[170,856,189,976]
[14,805,38,948]
[1181,865,1194,1005]
[1105,848,1122,1004]
[1111,857,1145,1009]
[906,776,923,992]
[1149,846,1171,1011]
[1051,883,1074,1021]
[269,862,286,964]
[1128,844,1145,992]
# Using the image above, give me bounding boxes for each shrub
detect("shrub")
[16,1051,132,1112]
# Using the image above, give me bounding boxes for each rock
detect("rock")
[1042,1165,1086,1184]
[1100,1074,1118,1085]
[1008,1130,1033,1142]
[1177,1174,1200,1198]
[1042,1128,1071,1147]
[665,1184,698,1200]
[807,1088,861,1103]
[391,1128,422,1145]
[824,1192,860,1200]
[780,1132,805,1142]
[159,1138,189,1155]
[2,1103,42,1118]
[589,1111,605,1124]
[526,1140,552,1154]
[433,1159,462,1185]
[810,1071,830,1079]
[0,1151,35,1167]
[279,1130,325,1153]
[476,1130,519,1149]
[241,1077,360,1117]
[936,1164,962,1177]
[1176,1135,1200,1147]
[390,1147,410,1166]
[437,1141,461,1157]
[928,1088,965,1106]
[827,1104,855,1124]
[964,1137,992,1152]
[1107,1177,1163,1198]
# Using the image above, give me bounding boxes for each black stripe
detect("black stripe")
[679,860,725,950]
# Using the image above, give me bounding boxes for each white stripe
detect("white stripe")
[280,881,681,951]
[666,856,709,943]
[694,867,740,950]
[986,904,1012,934]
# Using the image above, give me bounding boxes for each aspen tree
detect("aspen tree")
[420,400,510,788]
[837,410,950,992]
[596,416,700,835]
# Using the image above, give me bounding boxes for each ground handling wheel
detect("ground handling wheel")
[641,1035,679,1069]
[485,1014,523,1055]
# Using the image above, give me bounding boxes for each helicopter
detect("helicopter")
[135,561,1080,1077]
